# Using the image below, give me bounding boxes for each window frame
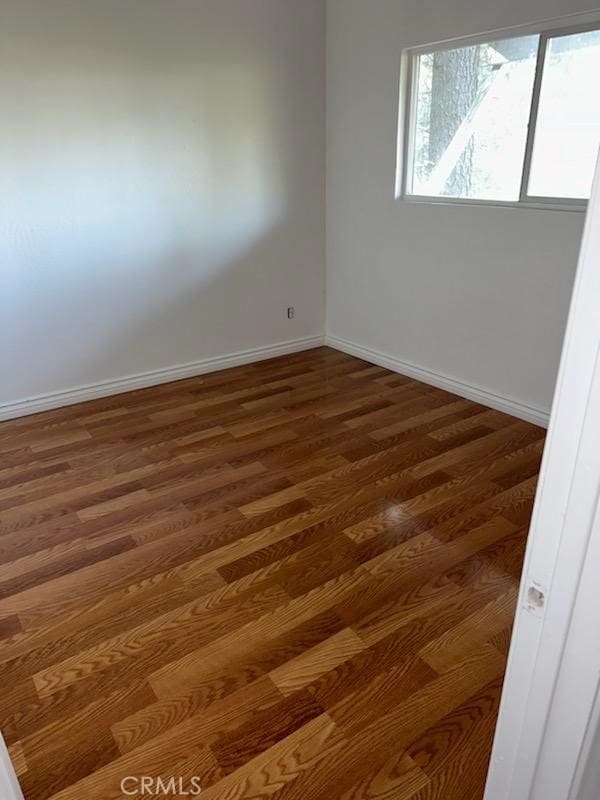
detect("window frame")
[397,15,600,211]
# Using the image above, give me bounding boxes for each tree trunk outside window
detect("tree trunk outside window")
[428,46,480,196]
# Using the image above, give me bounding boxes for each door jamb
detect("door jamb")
[484,151,600,800]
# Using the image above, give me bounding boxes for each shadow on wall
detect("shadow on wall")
[0,0,323,403]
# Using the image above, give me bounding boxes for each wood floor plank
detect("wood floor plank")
[7,741,27,778]
[339,752,430,800]
[405,678,504,800]
[210,687,325,775]
[112,610,345,755]
[419,590,517,672]
[269,647,503,800]
[0,347,544,800]
[269,627,365,696]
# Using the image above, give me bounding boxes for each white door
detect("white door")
[484,151,600,800]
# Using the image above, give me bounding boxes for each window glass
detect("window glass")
[410,36,539,200]
[528,29,600,199]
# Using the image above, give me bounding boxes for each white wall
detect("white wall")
[326,0,600,420]
[0,0,325,410]
[4,0,597,420]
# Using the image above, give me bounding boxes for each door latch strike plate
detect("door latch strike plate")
[524,577,546,618]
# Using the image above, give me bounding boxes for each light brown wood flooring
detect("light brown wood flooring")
[0,347,545,799]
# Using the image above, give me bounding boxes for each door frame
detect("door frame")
[0,732,23,800]
[484,151,600,800]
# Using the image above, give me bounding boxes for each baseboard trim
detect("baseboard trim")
[325,334,550,428]
[0,335,324,422]
[0,333,551,427]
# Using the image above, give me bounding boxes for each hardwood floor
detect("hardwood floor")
[0,347,545,800]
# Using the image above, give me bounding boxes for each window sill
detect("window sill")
[398,195,588,213]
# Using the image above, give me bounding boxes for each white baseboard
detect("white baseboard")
[325,333,550,428]
[0,332,550,427]
[0,335,324,422]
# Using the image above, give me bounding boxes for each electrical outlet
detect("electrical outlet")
[287,307,295,319]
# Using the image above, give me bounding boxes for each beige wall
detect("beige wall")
[1,0,325,408]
